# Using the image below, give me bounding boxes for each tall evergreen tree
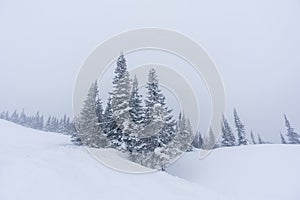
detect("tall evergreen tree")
[67,119,77,135]
[280,132,287,144]
[284,114,300,144]
[144,68,165,125]
[221,114,235,147]
[19,109,27,126]
[144,68,176,147]
[95,92,104,128]
[192,131,203,149]
[4,111,9,120]
[0,111,4,119]
[175,114,193,152]
[103,96,119,147]
[250,131,256,144]
[58,118,64,133]
[38,115,44,130]
[111,53,132,129]
[129,69,178,167]
[110,53,132,150]
[234,109,249,145]
[10,110,19,123]
[129,75,144,125]
[44,116,52,132]
[76,81,108,148]
[58,114,67,133]
[50,117,58,132]
[204,128,216,149]
[257,134,263,144]
[26,116,33,128]
[32,112,41,130]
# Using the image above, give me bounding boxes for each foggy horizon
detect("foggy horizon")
[1,0,300,143]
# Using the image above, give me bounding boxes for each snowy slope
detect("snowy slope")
[0,120,219,200]
[168,145,300,200]
[1,119,299,200]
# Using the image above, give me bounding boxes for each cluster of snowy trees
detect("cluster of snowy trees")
[192,111,300,149]
[280,115,300,144]
[1,54,299,169]
[0,110,75,134]
[219,109,251,147]
[74,53,194,170]
[191,109,252,149]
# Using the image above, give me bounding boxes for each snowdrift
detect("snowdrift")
[1,119,299,200]
[168,144,300,200]
[0,120,218,200]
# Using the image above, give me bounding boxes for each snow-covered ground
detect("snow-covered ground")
[0,120,219,200]
[168,144,300,200]
[1,119,299,200]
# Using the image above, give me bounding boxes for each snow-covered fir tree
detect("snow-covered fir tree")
[234,109,249,145]
[176,114,194,152]
[50,117,58,132]
[257,134,264,144]
[203,128,217,149]
[0,111,4,119]
[10,110,19,123]
[284,114,300,144]
[103,96,119,147]
[280,132,287,144]
[76,81,108,148]
[32,112,43,130]
[221,114,235,147]
[67,120,77,135]
[111,52,132,130]
[110,53,133,150]
[144,68,176,148]
[19,109,27,126]
[60,117,66,133]
[192,131,203,149]
[129,68,177,166]
[144,68,164,125]
[129,75,144,125]
[56,115,73,134]
[95,93,104,129]
[3,111,9,120]
[127,75,145,152]
[250,131,256,144]
[39,115,44,130]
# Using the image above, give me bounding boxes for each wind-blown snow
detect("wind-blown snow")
[0,120,218,200]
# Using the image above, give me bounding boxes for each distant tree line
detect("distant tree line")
[0,110,75,135]
[191,110,300,149]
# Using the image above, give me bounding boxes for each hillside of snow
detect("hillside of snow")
[1,119,300,200]
[168,145,300,200]
[0,120,219,200]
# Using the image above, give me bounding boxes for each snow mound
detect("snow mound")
[2,119,299,200]
[168,145,300,200]
[0,120,219,200]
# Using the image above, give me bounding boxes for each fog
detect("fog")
[1,0,300,142]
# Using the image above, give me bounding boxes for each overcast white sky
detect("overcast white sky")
[0,0,300,142]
